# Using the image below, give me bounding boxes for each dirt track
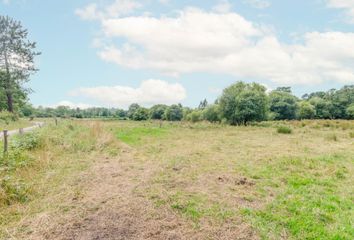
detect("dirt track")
[21,143,257,240]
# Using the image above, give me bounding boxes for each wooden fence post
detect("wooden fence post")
[3,130,8,154]
[55,118,58,126]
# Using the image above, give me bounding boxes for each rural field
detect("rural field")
[0,119,353,240]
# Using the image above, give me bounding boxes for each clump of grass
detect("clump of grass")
[277,126,292,134]
[325,133,338,142]
[349,132,354,138]
[0,176,29,205]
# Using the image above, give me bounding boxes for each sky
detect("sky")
[1,0,354,109]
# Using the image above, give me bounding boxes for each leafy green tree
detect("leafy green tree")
[269,88,298,120]
[115,109,127,119]
[127,103,141,119]
[329,85,354,119]
[0,16,40,112]
[187,110,202,123]
[132,107,149,121]
[219,82,268,125]
[164,104,183,121]
[309,97,333,119]
[346,104,354,119]
[298,101,316,119]
[19,103,35,117]
[202,104,220,122]
[149,104,168,120]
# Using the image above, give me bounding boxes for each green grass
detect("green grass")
[277,125,293,134]
[115,124,169,145]
[115,120,354,239]
[242,154,353,239]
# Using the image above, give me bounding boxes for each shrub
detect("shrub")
[277,126,292,134]
[202,105,221,123]
[11,132,43,151]
[187,111,202,123]
[349,132,354,138]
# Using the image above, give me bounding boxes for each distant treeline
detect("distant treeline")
[8,81,354,125]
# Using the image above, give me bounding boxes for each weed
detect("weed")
[277,125,292,134]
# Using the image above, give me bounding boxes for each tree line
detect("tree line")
[14,81,354,125]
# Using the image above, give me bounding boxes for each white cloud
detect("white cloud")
[93,8,354,85]
[71,79,187,107]
[52,101,93,109]
[212,0,232,13]
[327,0,354,23]
[243,0,271,9]
[75,0,141,20]
[76,2,354,86]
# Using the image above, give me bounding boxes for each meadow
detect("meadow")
[0,119,353,239]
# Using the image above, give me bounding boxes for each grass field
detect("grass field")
[0,119,353,239]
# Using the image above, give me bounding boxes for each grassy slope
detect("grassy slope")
[112,120,354,239]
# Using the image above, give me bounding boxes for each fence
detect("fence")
[1,122,44,154]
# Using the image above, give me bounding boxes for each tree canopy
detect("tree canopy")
[0,15,40,112]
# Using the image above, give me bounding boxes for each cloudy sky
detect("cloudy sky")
[1,0,354,108]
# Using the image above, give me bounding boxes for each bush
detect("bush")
[349,132,354,138]
[11,132,43,151]
[277,126,292,134]
[202,105,221,123]
[187,111,202,123]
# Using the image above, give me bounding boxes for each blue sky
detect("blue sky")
[1,0,354,109]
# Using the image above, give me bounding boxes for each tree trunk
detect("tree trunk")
[3,44,14,113]
[6,90,13,112]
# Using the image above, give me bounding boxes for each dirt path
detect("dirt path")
[0,122,44,138]
[20,142,257,240]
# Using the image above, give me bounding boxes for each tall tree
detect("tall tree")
[0,16,40,112]
[269,88,298,120]
[219,82,268,125]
